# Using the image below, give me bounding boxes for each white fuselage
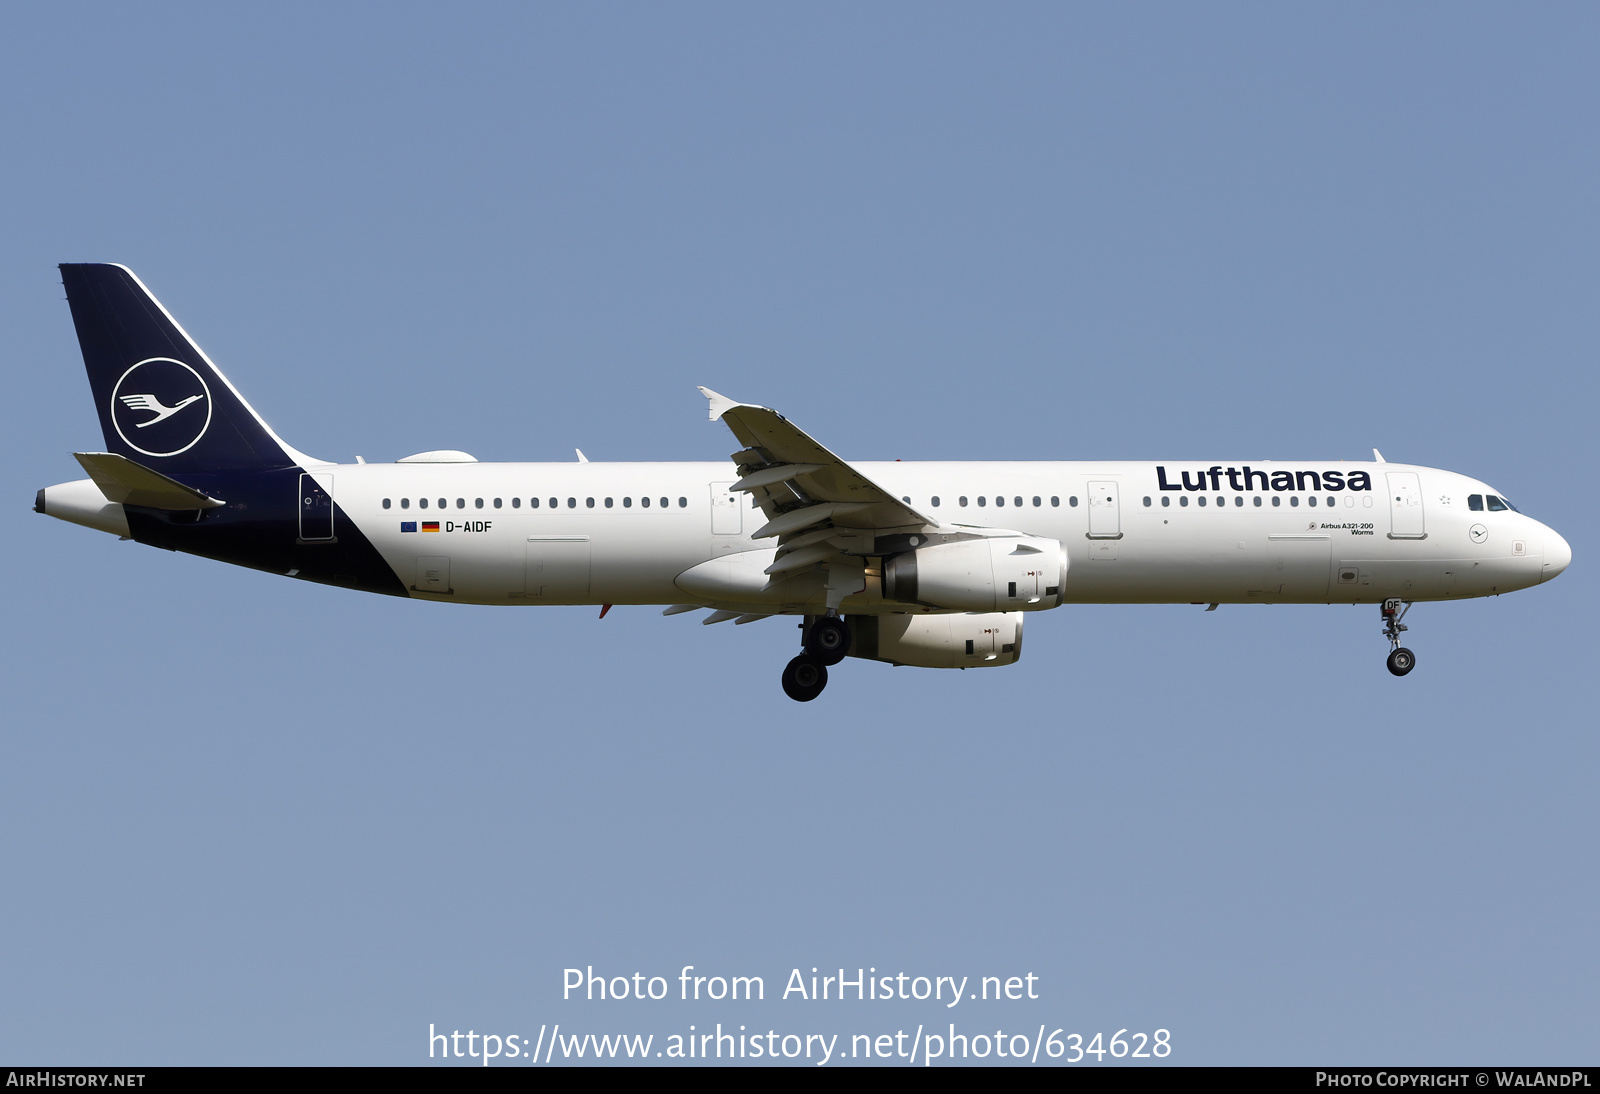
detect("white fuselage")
[314,459,1566,610]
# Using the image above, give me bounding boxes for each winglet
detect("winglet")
[1372,448,1386,463]
[698,386,743,422]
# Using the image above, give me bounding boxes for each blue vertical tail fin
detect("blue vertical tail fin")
[59,263,312,474]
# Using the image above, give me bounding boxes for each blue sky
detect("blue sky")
[5,3,1596,1065]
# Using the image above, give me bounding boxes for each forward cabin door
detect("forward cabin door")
[1386,472,1426,539]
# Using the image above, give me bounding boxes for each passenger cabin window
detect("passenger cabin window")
[401,498,410,510]
[1161,496,1171,507]
[1234,496,1243,507]
[439,498,447,509]
[604,497,613,508]
[567,498,576,508]
[1142,496,1151,507]
[493,498,502,508]
[931,496,941,507]
[623,497,632,508]
[641,496,650,507]
[1291,496,1300,507]
[419,498,429,509]
[994,496,1003,507]
[1252,496,1261,507]
[977,496,987,507]
[678,497,687,507]
[586,497,595,508]
[1051,496,1060,507]
[1013,496,1022,507]
[457,498,465,509]
[959,496,968,507]
[1198,496,1206,507]
[475,498,484,509]
[1180,496,1189,507]
[1032,496,1041,507]
[512,497,521,508]
[1272,496,1281,507]
[1069,496,1078,507]
[383,498,391,509]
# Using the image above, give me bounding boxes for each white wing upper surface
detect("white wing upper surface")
[698,388,937,560]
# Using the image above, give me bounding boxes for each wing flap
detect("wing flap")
[698,387,934,538]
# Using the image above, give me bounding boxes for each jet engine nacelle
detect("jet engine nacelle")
[848,612,1024,669]
[882,535,1064,612]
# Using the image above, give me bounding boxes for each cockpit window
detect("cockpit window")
[1486,495,1512,512]
[1468,494,1483,511]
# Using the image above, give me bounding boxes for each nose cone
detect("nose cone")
[1543,529,1572,583]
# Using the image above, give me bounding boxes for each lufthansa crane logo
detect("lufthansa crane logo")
[110,358,212,457]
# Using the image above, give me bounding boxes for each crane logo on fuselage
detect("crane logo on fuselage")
[110,358,212,458]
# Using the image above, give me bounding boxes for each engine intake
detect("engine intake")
[882,535,1064,612]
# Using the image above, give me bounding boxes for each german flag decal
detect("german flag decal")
[422,522,440,532]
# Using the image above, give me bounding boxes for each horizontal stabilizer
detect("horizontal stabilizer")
[73,452,224,510]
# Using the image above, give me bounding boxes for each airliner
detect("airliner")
[36,264,1571,700]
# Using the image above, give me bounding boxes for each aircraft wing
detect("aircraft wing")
[699,388,936,578]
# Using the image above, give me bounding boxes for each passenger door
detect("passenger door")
[710,482,743,536]
[1386,472,1426,539]
[298,474,334,541]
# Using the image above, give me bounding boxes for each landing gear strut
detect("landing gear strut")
[781,615,851,701]
[1382,598,1416,677]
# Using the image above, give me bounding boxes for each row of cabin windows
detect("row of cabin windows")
[1141,494,1373,508]
[382,497,690,510]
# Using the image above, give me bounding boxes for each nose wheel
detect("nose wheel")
[1381,599,1416,677]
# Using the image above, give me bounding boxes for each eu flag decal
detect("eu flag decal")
[401,522,417,533]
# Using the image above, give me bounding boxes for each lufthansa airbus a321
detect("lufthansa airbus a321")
[37,264,1572,700]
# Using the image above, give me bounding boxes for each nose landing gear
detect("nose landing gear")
[1382,598,1416,677]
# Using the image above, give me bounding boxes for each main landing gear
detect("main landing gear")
[1381,598,1416,677]
[781,616,853,702]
